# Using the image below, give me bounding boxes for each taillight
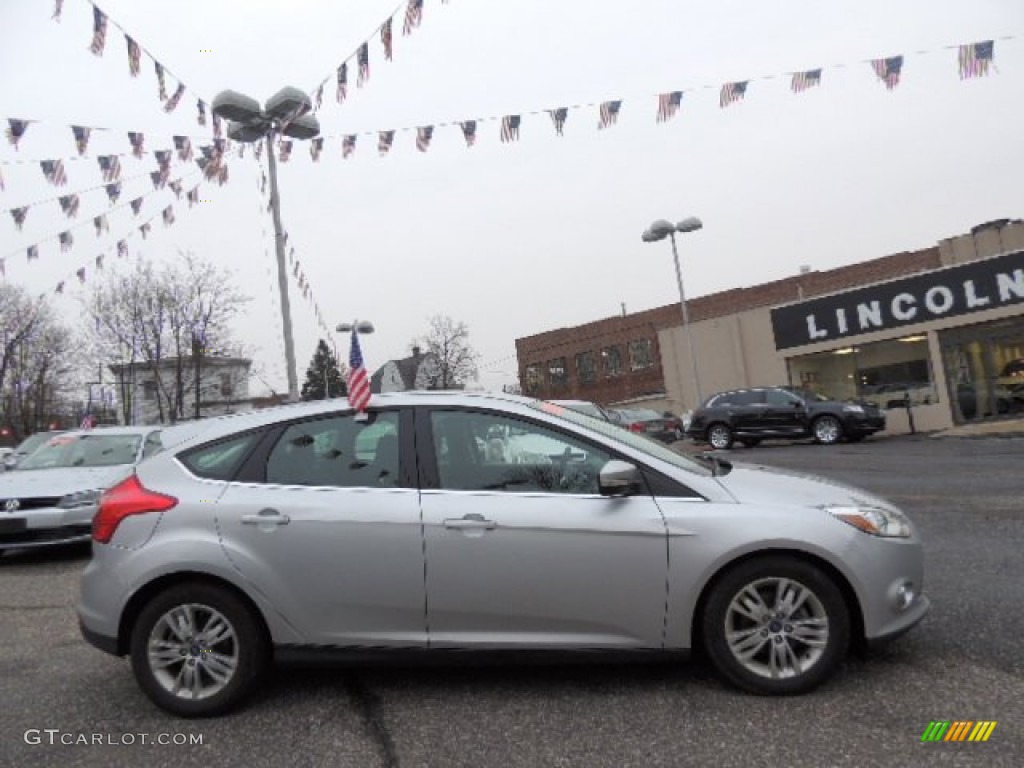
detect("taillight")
[628,422,645,432]
[92,475,177,544]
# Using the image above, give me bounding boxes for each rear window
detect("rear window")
[179,433,261,481]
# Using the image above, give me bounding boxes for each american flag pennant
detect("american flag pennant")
[140,222,151,238]
[150,171,167,189]
[60,230,74,251]
[0,167,4,190]
[53,0,64,21]
[72,125,91,155]
[169,179,183,199]
[549,108,568,136]
[162,205,175,227]
[598,100,622,129]
[93,214,109,236]
[0,258,5,276]
[720,80,748,108]
[55,281,65,295]
[187,187,199,206]
[310,137,324,161]
[357,43,370,86]
[6,119,29,148]
[76,266,87,283]
[871,56,903,90]
[10,207,29,231]
[197,100,208,126]
[155,61,168,100]
[98,154,121,181]
[237,142,246,159]
[117,239,128,258]
[289,246,295,265]
[959,40,994,80]
[460,120,477,147]
[336,63,349,103]
[314,83,324,111]
[213,114,223,139]
[342,134,357,158]
[216,165,229,186]
[128,131,145,158]
[254,140,264,161]
[500,115,521,143]
[292,260,300,277]
[347,328,371,412]
[40,159,68,186]
[27,245,39,261]
[415,125,434,152]
[89,6,108,56]
[657,91,683,123]
[403,0,424,36]
[381,17,394,60]
[164,82,186,112]
[130,197,143,216]
[791,69,822,94]
[95,253,105,270]
[104,182,122,202]
[126,35,141,76]
[59,194,80,218]
[278,140,293,162]
[155,149,172,170]
[173,135,193,162]
[260,171,267,194]
[378,130,395,156]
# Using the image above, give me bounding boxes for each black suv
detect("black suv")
[686,386,886,449]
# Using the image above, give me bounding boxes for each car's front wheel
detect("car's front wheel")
[130,583,269,717]
[707,423,734,450]
[701,556,850,695]
[812,415,843,445]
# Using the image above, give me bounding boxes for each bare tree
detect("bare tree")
[416,315,481,390]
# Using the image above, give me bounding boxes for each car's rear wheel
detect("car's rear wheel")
[702,557,850,695]
[812,415,843,445]
[739,438,762,448]
[707,423,734,450]
[130,583,268,718]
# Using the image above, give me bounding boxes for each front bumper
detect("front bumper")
[0,503,97,551]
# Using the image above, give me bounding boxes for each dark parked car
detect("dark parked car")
[612,408,684,443]
[686,386,886,449]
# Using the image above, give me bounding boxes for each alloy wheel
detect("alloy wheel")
[813,416,842,444]
[146,603,240,701]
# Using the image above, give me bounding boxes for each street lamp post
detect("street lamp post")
[212,87,321,403]
[642,217,704,408]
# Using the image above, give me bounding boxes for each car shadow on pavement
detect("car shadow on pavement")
[0,541,91,567]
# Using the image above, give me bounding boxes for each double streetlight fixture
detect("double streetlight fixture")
[642,216,704,407]
[212,87,321,402]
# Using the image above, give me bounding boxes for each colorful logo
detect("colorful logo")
[921,721,997,742]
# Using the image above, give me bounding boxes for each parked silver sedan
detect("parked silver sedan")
[78,392,929,717]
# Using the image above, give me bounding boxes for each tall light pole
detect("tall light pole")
[642,217,704,407]
[212,87,320,402]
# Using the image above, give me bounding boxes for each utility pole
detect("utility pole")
[193,332,202,420]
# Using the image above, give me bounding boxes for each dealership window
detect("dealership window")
[576,351,596,386]
[787,335,937,408]
[629,339,654,371]
[524,364,542,395]
[601,345,623,377]
[547,357,568,390]
[939,316,1024,423]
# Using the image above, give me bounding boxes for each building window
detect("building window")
[601,346,622,377]
[629,339,653,371]
[575,351,596,386]
[142,380,158,401]
[524,364,542,395]
[220,372,234,397]
[547,357,568,390]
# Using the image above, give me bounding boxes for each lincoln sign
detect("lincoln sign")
[771,250,1024,350]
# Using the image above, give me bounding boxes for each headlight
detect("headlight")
[823,504,911,538]
[842,404,865,414]
[57,489,103,509]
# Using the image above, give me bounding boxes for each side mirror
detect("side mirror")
[598,460,641,497]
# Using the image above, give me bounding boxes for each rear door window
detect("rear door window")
[180,433,262,481]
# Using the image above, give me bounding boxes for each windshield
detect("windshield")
[531,401,710,476]
[14,432,61,457]
[19,434,142,470]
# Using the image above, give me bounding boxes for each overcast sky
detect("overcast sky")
[1,0,1021,395]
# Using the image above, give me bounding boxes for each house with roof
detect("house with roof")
[370,346,445,393]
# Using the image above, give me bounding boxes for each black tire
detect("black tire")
[706,423,734,450]
[701,556,850,696]
[812,415,843,445]
[130,583,269,718]
[739,438,762,448]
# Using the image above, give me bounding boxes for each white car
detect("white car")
[0,427,166,552]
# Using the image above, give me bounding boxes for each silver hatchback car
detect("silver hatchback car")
[78,392,929,717]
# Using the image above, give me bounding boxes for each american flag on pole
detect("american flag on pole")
[72,126,91,155]
[155,62,168,101]
[310,137,324,161]
[174,136,193,161]
[41,159,68,186]
[871,56,903,90]
[128,131,145,158]
[89,6,107,56]
[959,40,994,80]
[164,82,186,112]
[357,44,370,86]
[598,100,622,130]
[416,125,433,152]
[342,134,357,158]
[59,230,74,252]
[549,108,568,136]
[381,17,393,60]
[10,207,28,230]
[791,69,822,93]
[104,182,122,202]
[336,63,348,103]
[80,414,96,429]
[347,329,371,413]
[460,120,477,147]
[657,91,682,123]
[720,80,748,108]
[6,118,29,148]
[378,130,395,156]
[126,35,141,76]
[403,0,424,36]
[500,115,521,143]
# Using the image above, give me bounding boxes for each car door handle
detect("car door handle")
[443,513,496,531]
[241,509,291,526]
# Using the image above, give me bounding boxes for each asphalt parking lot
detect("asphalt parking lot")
[1,433,1021,768]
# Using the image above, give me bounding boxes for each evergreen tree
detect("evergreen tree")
[300,339,347,400]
